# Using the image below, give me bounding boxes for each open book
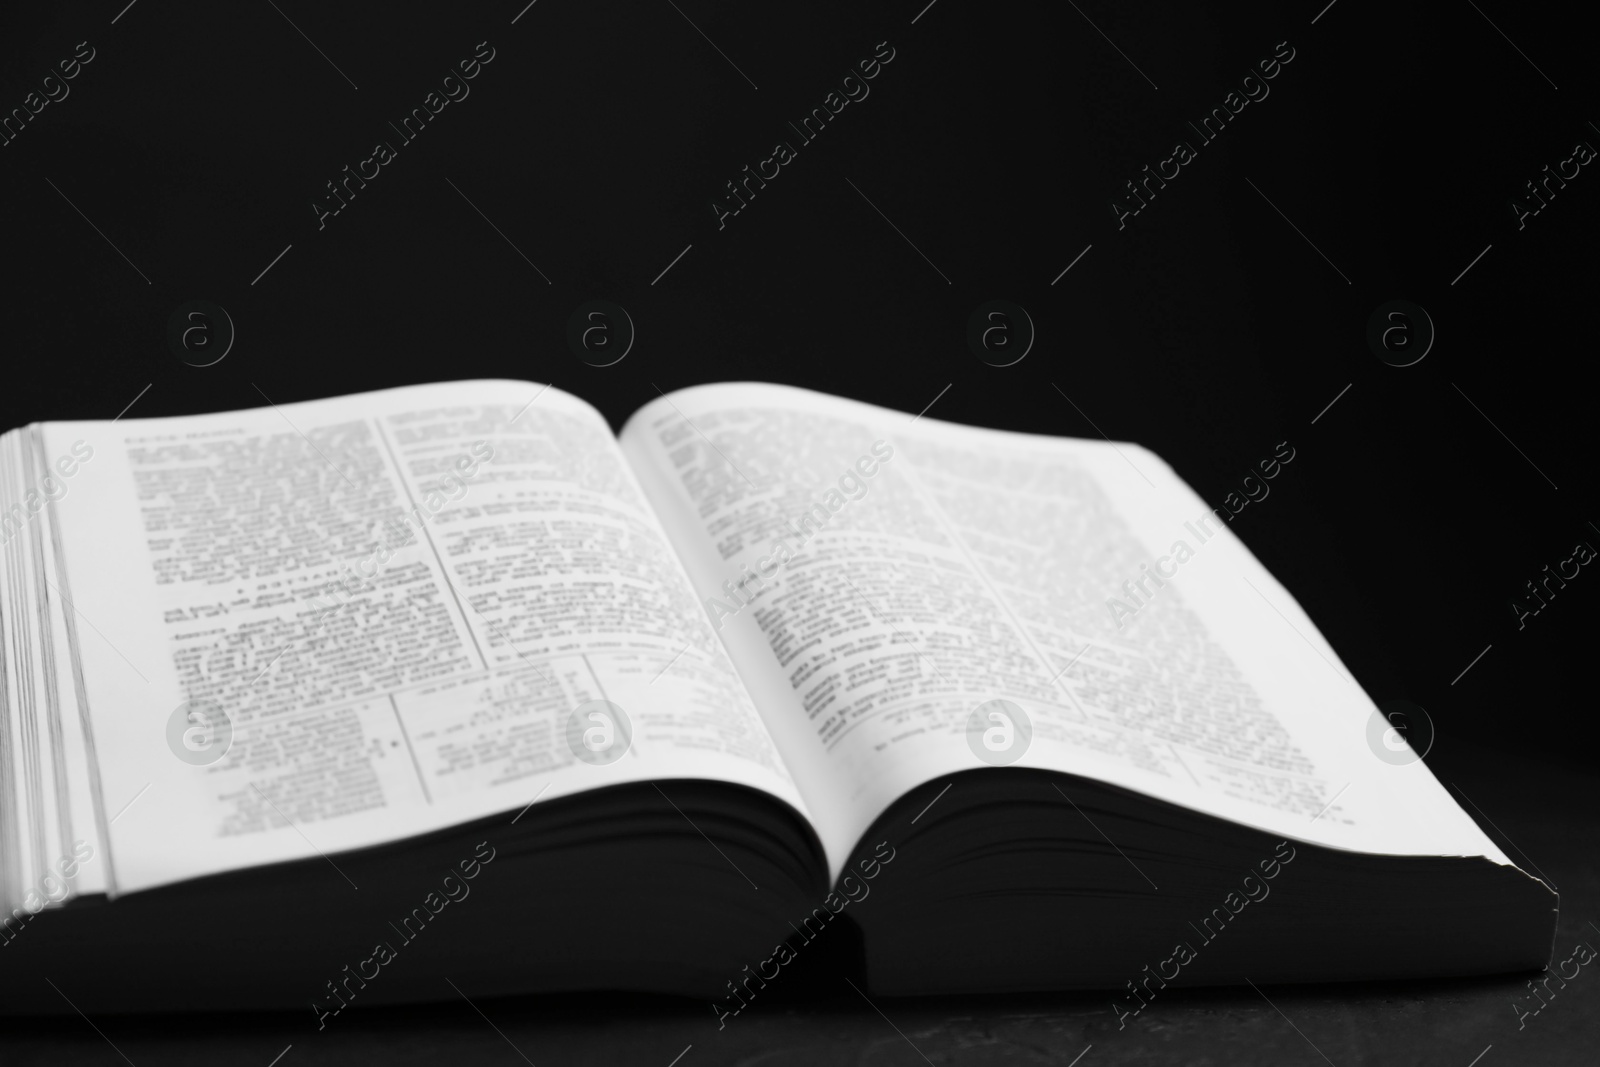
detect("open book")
[0,380,1554,1016]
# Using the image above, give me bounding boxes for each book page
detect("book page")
[39,381,804,896]
[1,425,112,926]
[620,383,1508,880]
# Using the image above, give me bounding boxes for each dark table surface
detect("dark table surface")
[6,742,1594,1067]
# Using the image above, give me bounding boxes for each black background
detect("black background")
[2,1,1596,1063]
